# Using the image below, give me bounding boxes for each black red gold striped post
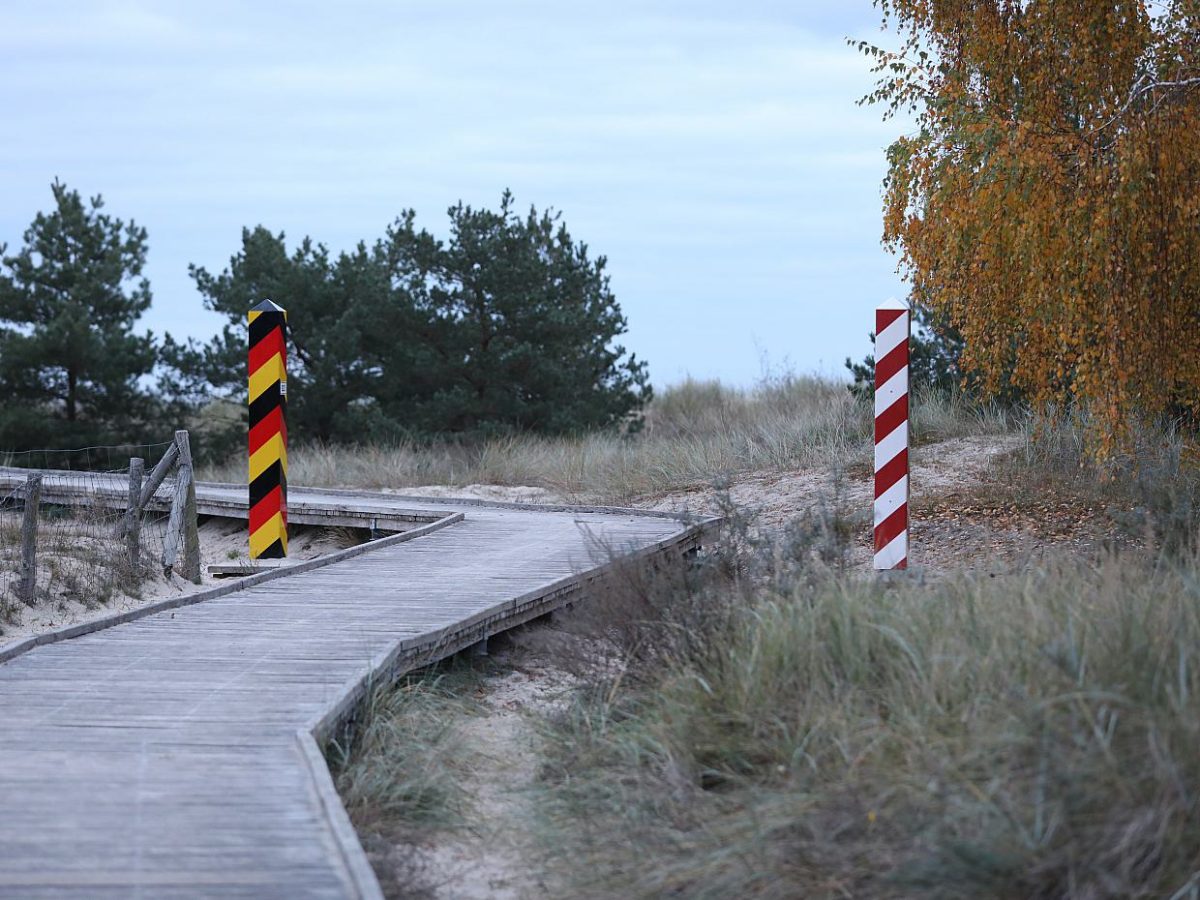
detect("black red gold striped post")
[248,299,288,559]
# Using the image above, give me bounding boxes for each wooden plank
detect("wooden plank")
[125,457,143,572]
[175,430,201,584]
[0,472,719,898]
[207,562,285,576]
[18,474,41,606]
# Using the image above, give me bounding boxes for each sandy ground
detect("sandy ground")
[0,518,351,644]
[397,637,577,900]
[640,435,1038,571]
[384,484,562,505]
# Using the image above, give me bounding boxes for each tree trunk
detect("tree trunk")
[66,369,77,422]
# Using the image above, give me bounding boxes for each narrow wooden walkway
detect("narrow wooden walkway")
[0,481,713,898]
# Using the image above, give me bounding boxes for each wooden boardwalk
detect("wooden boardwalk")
[0,480,714,898]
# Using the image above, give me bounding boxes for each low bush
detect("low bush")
[995,411,1200,556]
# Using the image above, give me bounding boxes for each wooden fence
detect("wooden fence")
[8,429,201,609]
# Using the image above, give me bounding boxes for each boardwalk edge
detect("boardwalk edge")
[296,731,386,900]
[0,511,464,665]
[298,517,720,898]
[307,518,721,747]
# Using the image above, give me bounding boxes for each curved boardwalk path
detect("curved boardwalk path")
[0,480,713,898]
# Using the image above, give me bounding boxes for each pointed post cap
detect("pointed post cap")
[876,296,909,311]
[250,299,286,313]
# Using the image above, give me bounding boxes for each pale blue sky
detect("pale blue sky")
[1,1,910,387]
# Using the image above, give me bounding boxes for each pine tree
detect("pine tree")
[379,192,651,436]
[168,226,394,443]
[0,181,159,450]
[175,193,651,443]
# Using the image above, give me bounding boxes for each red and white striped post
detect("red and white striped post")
[874,299,909,570]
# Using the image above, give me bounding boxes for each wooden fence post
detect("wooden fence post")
[126,457,144,572]
[176,430,201,584]
[162,431,201,584]
[18,474,42,606]
[115,441,179,538]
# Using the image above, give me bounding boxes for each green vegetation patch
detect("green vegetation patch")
[329,663,488,834]
[533,544,1200,898]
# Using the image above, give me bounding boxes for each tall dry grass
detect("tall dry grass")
[328,664,487,898]
[330,666,484,830]
[199,376,1013,503]
[321,384,1200,897]
[534,536,1200,898]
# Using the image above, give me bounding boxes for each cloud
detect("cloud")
[0,1,910,386]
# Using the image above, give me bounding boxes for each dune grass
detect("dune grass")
[320,383,1199,898]
[326,663,489,898]
[518,408,1200,898]
[329,665,485,833]
[532,535,1200,899]
[199,375,1013,503]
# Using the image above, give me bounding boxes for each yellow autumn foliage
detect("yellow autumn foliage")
[863,0,1200,456]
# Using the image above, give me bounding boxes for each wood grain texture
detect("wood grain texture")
[17,474,41,606]
[124,458,144,571]
[0,476,716,898]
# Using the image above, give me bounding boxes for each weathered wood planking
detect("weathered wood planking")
[0,477,716,898]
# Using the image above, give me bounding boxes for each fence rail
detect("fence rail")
[1,431,200,623]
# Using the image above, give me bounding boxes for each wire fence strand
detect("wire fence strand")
[0,441,175,473]
[0,442,184,627]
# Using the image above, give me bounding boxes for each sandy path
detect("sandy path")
[405,652,569,899]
